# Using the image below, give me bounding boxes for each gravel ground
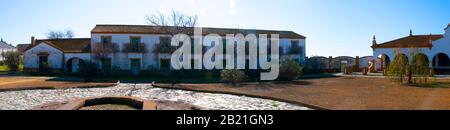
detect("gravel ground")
[0,83,311,110]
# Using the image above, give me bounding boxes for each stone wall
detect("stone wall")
[306,56,376,73]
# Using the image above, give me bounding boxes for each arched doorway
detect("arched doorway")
[432,53,450,74]
[378,54,390,71]
[67,58,83,73]
[394,54,408,65]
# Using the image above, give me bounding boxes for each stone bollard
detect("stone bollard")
[429,69,434,77]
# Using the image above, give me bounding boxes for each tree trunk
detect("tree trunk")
[407,65,412,84]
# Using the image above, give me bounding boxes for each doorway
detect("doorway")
[131,59,141,75]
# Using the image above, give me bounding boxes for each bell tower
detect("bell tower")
[445,23,450,37]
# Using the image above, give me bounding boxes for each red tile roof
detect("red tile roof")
[372,34,443,49]
[16,44,30,53]
[25,38,91,53]
[91,24,306,39]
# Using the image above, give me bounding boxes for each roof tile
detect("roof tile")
[372,35,443,48]
[91,25,306,39]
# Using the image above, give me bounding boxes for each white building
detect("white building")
[0,39,16,62]
[23,25,307,74]
[372,23,450,74]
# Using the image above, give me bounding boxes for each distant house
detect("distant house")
[16,44,31,54]
[372,23,450,74]
[0,39,16,62]
[23,24,307,74]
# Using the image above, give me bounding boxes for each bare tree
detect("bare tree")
[92,42,118,60]
[47,29,75,39]
[65,30,75,38]
[145,10,198,36]
[145,10,199,56]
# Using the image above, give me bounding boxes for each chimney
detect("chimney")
[372,35,377,46]
[31,36,36,45]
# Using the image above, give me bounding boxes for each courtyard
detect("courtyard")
[0,75,449,110]
[0,76,309,110]
[156,76,450,110]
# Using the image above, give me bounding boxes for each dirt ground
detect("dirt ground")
[157,77,450,110]
[0,76,116,91]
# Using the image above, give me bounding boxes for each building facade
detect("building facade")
[23,25,307,74]
[372,23,450,74]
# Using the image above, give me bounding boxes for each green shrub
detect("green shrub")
[304,58,325,74]
[204,71,215,80]
[1,51,22,72]
[387,49,430,84]
[78,61,100,79]
[220,69,247,86]
[278,59,303,81]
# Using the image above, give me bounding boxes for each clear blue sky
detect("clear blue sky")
[1,0,449,57]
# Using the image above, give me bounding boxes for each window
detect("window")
[101,36,112,44]
[161,37,170,47]
[291,40,300,47]
[289,40,302,55]
[130,36,141,52]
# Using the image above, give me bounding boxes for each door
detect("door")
[39,56,48,72]
[72,59,80,73]
[101,58,112,73]
[160,59,171,71]
[131,59,141,75]
[340,60,348,72]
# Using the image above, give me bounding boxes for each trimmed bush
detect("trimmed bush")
[220,69,247,86]
[387,49,430,84]
[278,59,303,81]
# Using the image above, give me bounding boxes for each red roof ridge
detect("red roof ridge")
[37,38,90,41]
[372,34,444,49]
[91,24,306,39]
[94,24,293,32]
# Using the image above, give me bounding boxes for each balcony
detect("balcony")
[153,44,178,54]
[122,43,147,53]
[92,43,119,59]
[288,45,303,55]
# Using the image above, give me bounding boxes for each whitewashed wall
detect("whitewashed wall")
[92,33,306,70]
[430,27,450,59]
[359,56,375,68]
[91,34,161,70]
[65,53,91,63]
[24,43,63,69]
[373,27,450,69]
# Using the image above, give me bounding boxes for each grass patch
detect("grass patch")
[411,82,450,88]
[0,65,7,71]
[0,65,24,72]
